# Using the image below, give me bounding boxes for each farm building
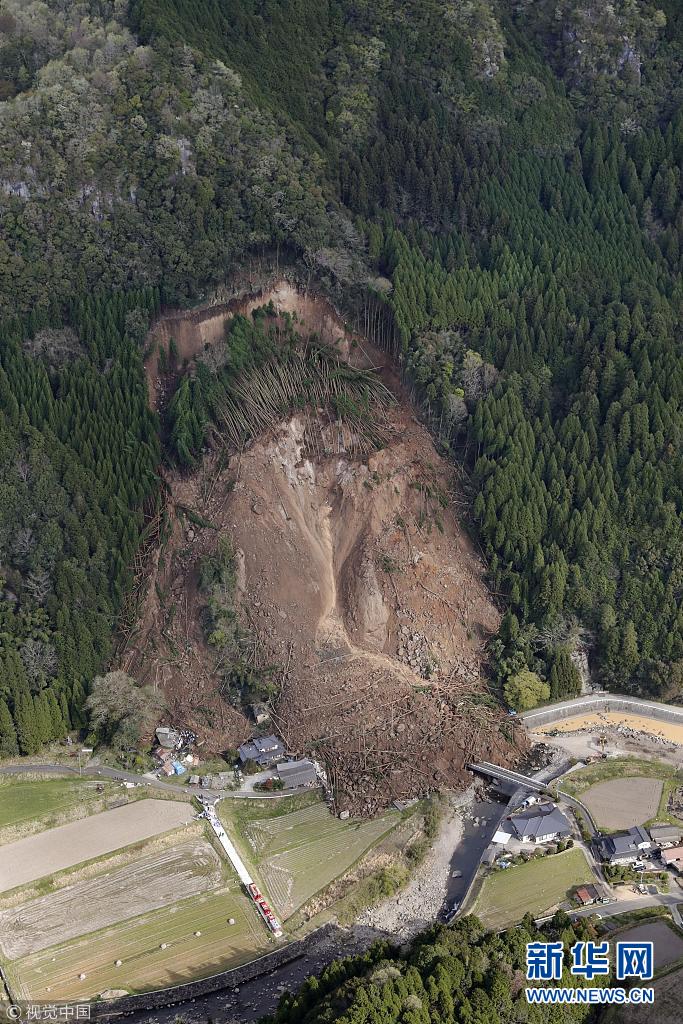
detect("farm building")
[574,883,608,906]
[507,803,572,844]
[649,824,683,846]
[276,759,317,790]
[660,845,683,871]
[238,735,286,768]
[596,826,651,865]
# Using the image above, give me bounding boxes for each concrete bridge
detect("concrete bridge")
[466,760,547,793]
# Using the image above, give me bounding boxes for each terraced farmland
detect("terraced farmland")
[7,885,268,1000]
[228,800,398,918]
[0,838,222,960]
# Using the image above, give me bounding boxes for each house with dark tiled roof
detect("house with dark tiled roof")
[596,826,651,865]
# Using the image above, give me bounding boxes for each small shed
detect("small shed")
[188,775,200,786]
[649,824,683,846]
[575,883,603,906]
[156,726,180,749]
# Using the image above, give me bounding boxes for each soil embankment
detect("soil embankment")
[123,281,525,814]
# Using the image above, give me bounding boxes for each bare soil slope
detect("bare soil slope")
[124,283,524,813]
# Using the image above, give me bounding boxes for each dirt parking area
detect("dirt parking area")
[582,777,663,829]
[0,799,194,893]
[0,837,220,960]
[539,712,683,745]
[615,920,683,970]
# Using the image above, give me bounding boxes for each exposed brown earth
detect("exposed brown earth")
[122,283,525,814]
[0,800,195,893]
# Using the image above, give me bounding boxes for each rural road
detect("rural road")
[0,762,301,801]
[571,892,683,927]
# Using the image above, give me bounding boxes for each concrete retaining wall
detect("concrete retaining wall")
[521,694,683,731]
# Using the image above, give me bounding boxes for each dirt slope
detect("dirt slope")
[123,282,525,813]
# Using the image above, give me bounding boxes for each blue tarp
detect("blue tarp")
[172,761,187,775]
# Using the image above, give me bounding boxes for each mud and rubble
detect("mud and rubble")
[120,283,526,814]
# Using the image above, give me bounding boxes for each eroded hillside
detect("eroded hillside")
[121,283,525,813]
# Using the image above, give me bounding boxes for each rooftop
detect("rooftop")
[598,826,651,860]
[509,803,571,840]
[276,759,317,789]
[238,734,286,765]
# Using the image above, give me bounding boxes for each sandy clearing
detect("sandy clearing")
[0,799,194,893]
[582,777,663,830]
[0,838,221,960]
[537,712,683,745]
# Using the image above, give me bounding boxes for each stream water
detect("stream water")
[444,794,508,911]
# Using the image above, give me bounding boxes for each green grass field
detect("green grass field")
[0,777,119,838]
[473,848,594,930]
[219,796,399,918]
[7,884,268,1001]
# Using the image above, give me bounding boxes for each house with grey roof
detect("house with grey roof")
[276,759,318,790]
[238,734,286,767]
[596,826,651,865]
[507,803,572,844]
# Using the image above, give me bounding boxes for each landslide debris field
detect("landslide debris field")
[122,281,522,814]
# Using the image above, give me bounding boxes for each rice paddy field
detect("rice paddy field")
[558,758,683,828]
[0,799,195,893]
[219,796,399,918]
[0,779,273,1002]
[0,838,223,960]
[6,884,267,1001]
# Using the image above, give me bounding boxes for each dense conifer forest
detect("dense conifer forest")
[262,913,608,1024]
[0,0,682,743]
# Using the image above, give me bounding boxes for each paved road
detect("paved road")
[0,761,295,802]
[571,892,683,926]
[468,760,546,793]
[521,692,683,725]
